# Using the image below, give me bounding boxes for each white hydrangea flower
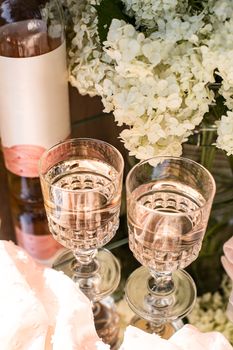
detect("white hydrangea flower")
[95,17,214,159]
[216,111,233,156]
[188,275,233,344]
[63,0,110,96]
[213,0,233,22]
[62,0,233,160]
[122,0,188,30]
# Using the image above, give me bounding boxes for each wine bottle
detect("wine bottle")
[0,0,71,264]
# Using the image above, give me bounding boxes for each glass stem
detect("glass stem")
[72,248,99,300]
[145,270,175,322]
[144,270,175,318]
[149,321,166,336]
[72,248,99,276]
[74,248,98,266]
[149,270,175,295]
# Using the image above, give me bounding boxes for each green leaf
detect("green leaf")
[188,0,208,13]
[95,0,134,44]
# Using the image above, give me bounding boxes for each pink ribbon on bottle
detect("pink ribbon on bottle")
[2,144,46,177]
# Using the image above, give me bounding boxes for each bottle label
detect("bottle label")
[0,42,70,177]
[15,226,62,262]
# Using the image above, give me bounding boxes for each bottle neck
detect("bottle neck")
[0,0,48,25]
[0,0,65,57]
[0,20,63,57]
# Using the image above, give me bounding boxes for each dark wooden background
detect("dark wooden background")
[0,85,127,241]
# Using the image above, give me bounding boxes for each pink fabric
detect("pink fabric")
[3,145,45,177]
[0,241,109,350]
[119,324,233,350]
[221,236,233,322]
[222,236,233,280]
[170,324,232,349]
[1,240,232,350]
[223,236,233,262]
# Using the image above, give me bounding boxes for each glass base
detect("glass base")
[130,315,184,338]
[53,248,121,301]
[125,266,196,323]
[93,297,120,349]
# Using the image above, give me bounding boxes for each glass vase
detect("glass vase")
[183,123,233,294]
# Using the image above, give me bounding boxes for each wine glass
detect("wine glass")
[125,157,216,336]
[39,138,124,301]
